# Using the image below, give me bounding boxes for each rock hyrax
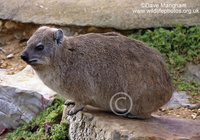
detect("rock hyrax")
[21,26,173,119]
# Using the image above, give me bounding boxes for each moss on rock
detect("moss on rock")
[6,97,68,140]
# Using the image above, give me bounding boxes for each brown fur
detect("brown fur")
[21,26,173,118]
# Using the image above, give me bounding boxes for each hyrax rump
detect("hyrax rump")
[21,26,173,119]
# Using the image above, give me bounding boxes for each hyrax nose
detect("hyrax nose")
[21,53,28,62]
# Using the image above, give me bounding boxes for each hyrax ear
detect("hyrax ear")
[53,29,64,45]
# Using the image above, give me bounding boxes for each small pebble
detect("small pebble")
[22,31,26,36]
[5,21,19,30]
[7,53,14,59]
[0,63,7,68]
[10,67,15,71]
[14,33,23,40]
[197,109,200,116]
[18,66,25,71]
[157,113,161,116]
[0,20,3,31]
[0,48,8,54]
[193,109,198,113]
[168,107,174,110]
[190,100,196,104]
[6,71,15,75]
[191,114,196,119]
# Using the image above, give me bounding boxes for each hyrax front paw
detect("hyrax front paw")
[67,103,85,115]
[64,100,85,115]
[67,107,84,115]
[64,100,75,106]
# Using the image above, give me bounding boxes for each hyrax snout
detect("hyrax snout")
[21,26,173,119]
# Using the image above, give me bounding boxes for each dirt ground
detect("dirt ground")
[0,20,200,121]
[0,21,39,74]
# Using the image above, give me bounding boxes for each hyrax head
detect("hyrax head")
[21,26,64,68]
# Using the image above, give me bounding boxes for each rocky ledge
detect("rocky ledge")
[0,0,199,30]
[0,66,56,129]
[62,106,200,140]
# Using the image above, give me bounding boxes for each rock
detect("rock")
[0,127,6,135]
[0,20,3,31]
[14,32,23,40]
[0,39,6,47]
[4,21,19,30]
[62,106,200,139]
[0,63,7,68]
[0,48,8,54]
[0,0,199,30]
[6,53,14,59]
[183,64,200,82]
[164,91,192,107]
[0,65,56,129]
[197,109,200,116]
[60,27,75,36]
[0,85,53,129]
[87,27,102,33]
[0,65,56,96]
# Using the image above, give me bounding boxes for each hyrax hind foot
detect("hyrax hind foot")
[64,100,85,115]
[121,113,151,119]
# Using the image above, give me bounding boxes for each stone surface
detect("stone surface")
[62,106,200,140]
[0,20,3,31]
[6,53,14,59]
[14,32,23,40]
[4,21,19,30]
[165,91,192,107]
[0,0,199,30]
[183,64,200,82]
[0,65,56,129]
[0,127,6,135]
[0,48,7,55]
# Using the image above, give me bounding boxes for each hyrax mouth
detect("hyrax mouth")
[21,53,39,65]
[27,59,38,65]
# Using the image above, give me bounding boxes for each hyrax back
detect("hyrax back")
[21,26,173,119]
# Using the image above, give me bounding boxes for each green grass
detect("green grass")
[6,97,68,140]
[128,23,200,92]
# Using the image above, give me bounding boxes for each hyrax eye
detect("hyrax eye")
[35,45,44,51]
